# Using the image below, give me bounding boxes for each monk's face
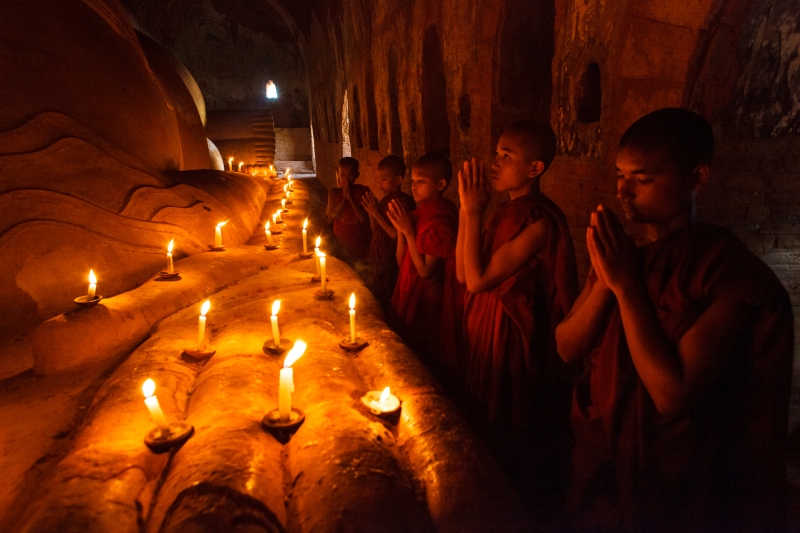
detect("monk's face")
[410,168,446,202]
[491,133,543,193]
[336,164,358,188]
[377,168,402,194]
[615,145,696,226]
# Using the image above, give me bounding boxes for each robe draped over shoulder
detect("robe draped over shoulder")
[463,192,579,495]
[569,223,794,532]
[365,190,415,307]
[331,184,372,260]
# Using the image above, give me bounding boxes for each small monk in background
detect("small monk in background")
[387,153,464,389]
[456,120,579,507]
[361,155,416,308]
[326,157,372,264]
[556,108,794,532]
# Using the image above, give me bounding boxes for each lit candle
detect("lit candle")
[197,299,210,350]
[275,209,282,223]
[279,341,307,421]
[271,300,281,348]
[319,252,327,293]
[167,239,174,274]
[214,220,228,248]
[281,198,287,211]
[142,378,169,430]
[283,183,289,197]
[238,161,243,172]
[87,269,97,298]
[272,213,277,226]
[314,237,321,276]
[369,387,393,413]
[349,293,357,344]
[288,178,294,191]
[265,221,274,246]
[228,157,234,172]
[302,219,308,253]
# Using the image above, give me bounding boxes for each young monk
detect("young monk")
[556,108,794,532]
[361,155,416,308]
[456,120,579,503]
[386,153,463,386]
[326,157,372,262]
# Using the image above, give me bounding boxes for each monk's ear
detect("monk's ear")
[528,160,545,179]
[438,178,448,191]
[690,164,710,192]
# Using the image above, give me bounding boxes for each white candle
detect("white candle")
[87,269,97,298]
[265,222,274,246]
[228,157,234,172]
[197,300,210,350]
[272,213,277,226]
[271,300,281,348]
[275,210,282,223]
[320,253,327,293]
[278,341,307,421]
[238,161,243,172]
[302,219,308,253]
[142,379,169,430]
[214,220,228,248]
[281,198,287,211]
[349,293,357,343]
[167,239,174,274]
[283,184,289,197]
[314,237,321,276]
[288,178,293,191]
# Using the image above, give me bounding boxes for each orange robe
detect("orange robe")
[569,223,794,532]
[330,184,372,261]
[463,192,579,496]
[365,190,415,308]
[388,198,461,380]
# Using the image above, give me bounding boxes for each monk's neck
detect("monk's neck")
[643,211,694,243]
[508,180,540,201]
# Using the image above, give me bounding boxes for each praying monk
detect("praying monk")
[456,121,579,502]
[556,108,794,532]
[326,157,372,263]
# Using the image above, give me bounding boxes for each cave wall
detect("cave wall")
[302,0,800,425]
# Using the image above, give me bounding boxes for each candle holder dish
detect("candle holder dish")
[281,208,289,213]
[339,337,369,352]
[145,422,194,453]
[298,252,314,259]
[263,338,291,355]
[74,295,103,308]
[265,244,279,250]
[313,289,335,300]
[285,199,294,204]
[156,271,180,280]
[208,245,225,252]
[183,346,216,359]
[361,390,402,418]
[262,408,305,438]
[270,228,283,235]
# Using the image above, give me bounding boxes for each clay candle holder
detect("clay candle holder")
[75,269,103,307]
[142,379,194,452]
[339,293,368,351]
[361,387,401,418]
[263,341,307,436]
[183,300,215,359]
[264,221,278,250]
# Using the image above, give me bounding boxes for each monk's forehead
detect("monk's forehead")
[411,167,440,181]
[615,145,679,175]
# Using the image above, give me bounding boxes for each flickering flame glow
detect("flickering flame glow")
[271,300,281,316]
[142,378,156,398]
[303,218,308,230]
[238,161,243,171]
[284,340,307,368]
[200,299,211,316]
[379,387,391,404]
[265,221,270,231]
[88,269,97,284]
[167,239,174,253]
[349,293,356,310]
[217,220,229,229]
[315,236,321,248]
[266,80,278,99]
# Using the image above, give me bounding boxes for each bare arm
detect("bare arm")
[591,205,756,416]
[555,267,615,363]
[395,231,407,266]
[387,199,440,278]
[325,189,346,223]
[362,192,397,239]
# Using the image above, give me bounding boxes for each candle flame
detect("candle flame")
[349,293,356,310]
[217,220,229,228]
[200,299,211,316]
[228,157,234,165]
[283,184,288,192]
[284,340,307,368]
[379,387,391,404]
[303,218,308,230]
[315,236,321,248]
[167,239,174,253]
[265,221,271,232]
[142,378,156,398]
[271,300,281,316]
[238,161,243,170]
[88,269,97,284]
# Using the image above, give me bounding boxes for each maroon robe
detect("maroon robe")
[570,223,794,532]
[389,198,462,377]
[365,190,415,307]
[463,192,579,496]
[330,184,372,261]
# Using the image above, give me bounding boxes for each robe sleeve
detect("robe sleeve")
[417,214,457,258]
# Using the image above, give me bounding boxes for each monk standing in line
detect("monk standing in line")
[456,120,579,507]
[556,108,794,532]
[361,155,416,308]
[387,153,463,388]
[326,157,372,264]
